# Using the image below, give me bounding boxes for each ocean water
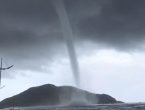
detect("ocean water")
[2,103,145,110]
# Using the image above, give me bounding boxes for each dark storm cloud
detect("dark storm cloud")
[0,0,64,75]
[78,0,145,50]
[0,0,145,77]
[1,0,145,52]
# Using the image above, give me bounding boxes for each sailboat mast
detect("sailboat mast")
[0,58,13,88]
[0,58,2,86]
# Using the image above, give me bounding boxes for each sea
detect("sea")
[1,103,145,110]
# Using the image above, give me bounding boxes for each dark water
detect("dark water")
[3,103,145,110]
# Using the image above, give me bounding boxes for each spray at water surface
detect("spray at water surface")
[52,0,80,87]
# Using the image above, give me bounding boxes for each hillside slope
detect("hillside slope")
[0,84,118,109]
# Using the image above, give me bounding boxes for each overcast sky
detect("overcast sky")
[1,0,145,103]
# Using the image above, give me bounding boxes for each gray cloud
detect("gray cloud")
[77,0,145,50]
[1,0,145,51]
[0,0,145,77]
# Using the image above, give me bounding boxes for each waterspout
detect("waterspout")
[52,0,80,87]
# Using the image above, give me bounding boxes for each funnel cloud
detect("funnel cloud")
[52,0,80,87]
